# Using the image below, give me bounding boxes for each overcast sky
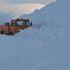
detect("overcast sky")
[0,0,56,17]
[0,0,55,4]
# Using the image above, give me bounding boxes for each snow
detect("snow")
[0,0,70,70]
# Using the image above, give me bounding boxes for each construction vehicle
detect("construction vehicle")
[0,18,32,35]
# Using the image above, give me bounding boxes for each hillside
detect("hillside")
[0,0,70,70]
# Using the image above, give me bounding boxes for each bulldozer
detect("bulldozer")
[11,18,32,29]
[0,18,32,35]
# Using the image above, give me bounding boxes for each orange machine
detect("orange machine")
[0,18,32,35]
[11,18,32,30]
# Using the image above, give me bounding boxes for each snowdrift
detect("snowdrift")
[0,0,70,70]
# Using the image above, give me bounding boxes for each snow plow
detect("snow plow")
[0,18,32,35]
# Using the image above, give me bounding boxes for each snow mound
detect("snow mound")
[0,0,70,70]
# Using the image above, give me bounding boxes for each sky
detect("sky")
[0,0,55,4]
[0,0,56,17]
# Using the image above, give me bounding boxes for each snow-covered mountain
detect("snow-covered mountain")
[0,0,70,70]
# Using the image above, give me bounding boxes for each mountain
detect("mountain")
[0,0,70,70]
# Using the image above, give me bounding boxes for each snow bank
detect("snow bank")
[0,0,70,70]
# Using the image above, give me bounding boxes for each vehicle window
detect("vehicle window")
[17,21,23,25]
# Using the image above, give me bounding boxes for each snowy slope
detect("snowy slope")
[0,0,70,70]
